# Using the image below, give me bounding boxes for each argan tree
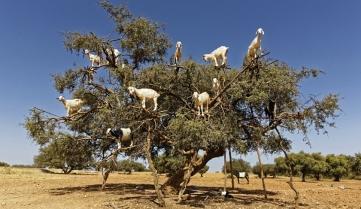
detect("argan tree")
[33,136,94,174]
[24,1,339,207]
[326,154,349,181]
[310,152,328,181]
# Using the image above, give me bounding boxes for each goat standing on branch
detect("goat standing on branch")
[212,78,221,94]
[84,49,101,67]
[106,127,133,149]
[128,86,160,111]
[192,92,210,116]
[244,28,264,65]
[174,41,182,65]
[57,96,84,116]
[203,46,229,67]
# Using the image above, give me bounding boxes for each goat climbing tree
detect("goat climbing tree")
[24,1,339,207]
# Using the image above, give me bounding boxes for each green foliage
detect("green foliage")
[11,164,37,168]
[349,153,361,176]
[0,161,10,167]
[326,154,350,181]
[274,156,290,176]
[223,159,251,174]
[117,159,146,174]
[292,152,315,182]
[121,17,170,69]
[198,165,209,177]
[275,152,329,181]
[154,154,186,176]
[310,152,328,180]
[34,136,94,174]
[23,0,341,191]
[252,163,276,178]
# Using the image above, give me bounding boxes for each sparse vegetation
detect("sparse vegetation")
[0,161,10,167]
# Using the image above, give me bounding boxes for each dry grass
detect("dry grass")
[0,168,360,209]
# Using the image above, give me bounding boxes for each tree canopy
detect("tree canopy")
[24,0,340,206]
[33,135,94,174]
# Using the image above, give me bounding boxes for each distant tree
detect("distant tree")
[326,154,349,181]
[154,154,186,176]
[292,152,315,182]
[34,136,94,174]
[0,161,9,167]
[310,153,328,181]
[223,158,251,174]
[11,164,37,168]
[274,155,293,176]
[350,153,361,176]
[252,163,276,178]
[117,159,146,174]
[198,165,209,177]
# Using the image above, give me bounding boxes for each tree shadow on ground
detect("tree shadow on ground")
[49,183,303,208]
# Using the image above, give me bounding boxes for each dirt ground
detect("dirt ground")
[0,167,360,209]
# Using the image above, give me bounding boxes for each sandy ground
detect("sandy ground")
[0,167,360,209]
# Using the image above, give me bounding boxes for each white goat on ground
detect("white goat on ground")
[84,49,101,67]
[106,128,133,149]
[174,41,182,65]
[192,92,210,116]
[245,28,264,64]
[212,78,221,94]
[203,46,229,67]
[57,95,84,116]
[105,48,121,64]
[128,86,160,111]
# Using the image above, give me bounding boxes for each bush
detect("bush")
[117,159,146,174]
[223,159,251,174]
[0,161,10,167]
[154,154,186,176]
[12,164,37,168]
[252,163,276,178]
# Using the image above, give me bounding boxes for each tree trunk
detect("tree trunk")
[161,147,224,195]
[302,173,306,182]
[177,150,197,203]
[282,149,299,209]
[146,129,165,207]
[275,128,299,208]
[315,173,320,181]
[228,146,234,189]
[255,145,267,199]
[223,149,227,193]
[334,176,340,181]
[62,167,73,174]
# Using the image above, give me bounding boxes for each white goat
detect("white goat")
[105,48,121,64]
[128,86,160,111]
[57,96,84,116]
[245,28,264,64]
[84,49,101,67]
[174,41,182,65]
[106,128,133,149]
[212,78,221,93]
[203,46,229,67]
[192,92,210,116]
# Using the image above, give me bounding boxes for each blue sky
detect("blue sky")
[0,0,360,171]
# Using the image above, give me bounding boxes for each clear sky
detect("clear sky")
[0,0,360,171]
